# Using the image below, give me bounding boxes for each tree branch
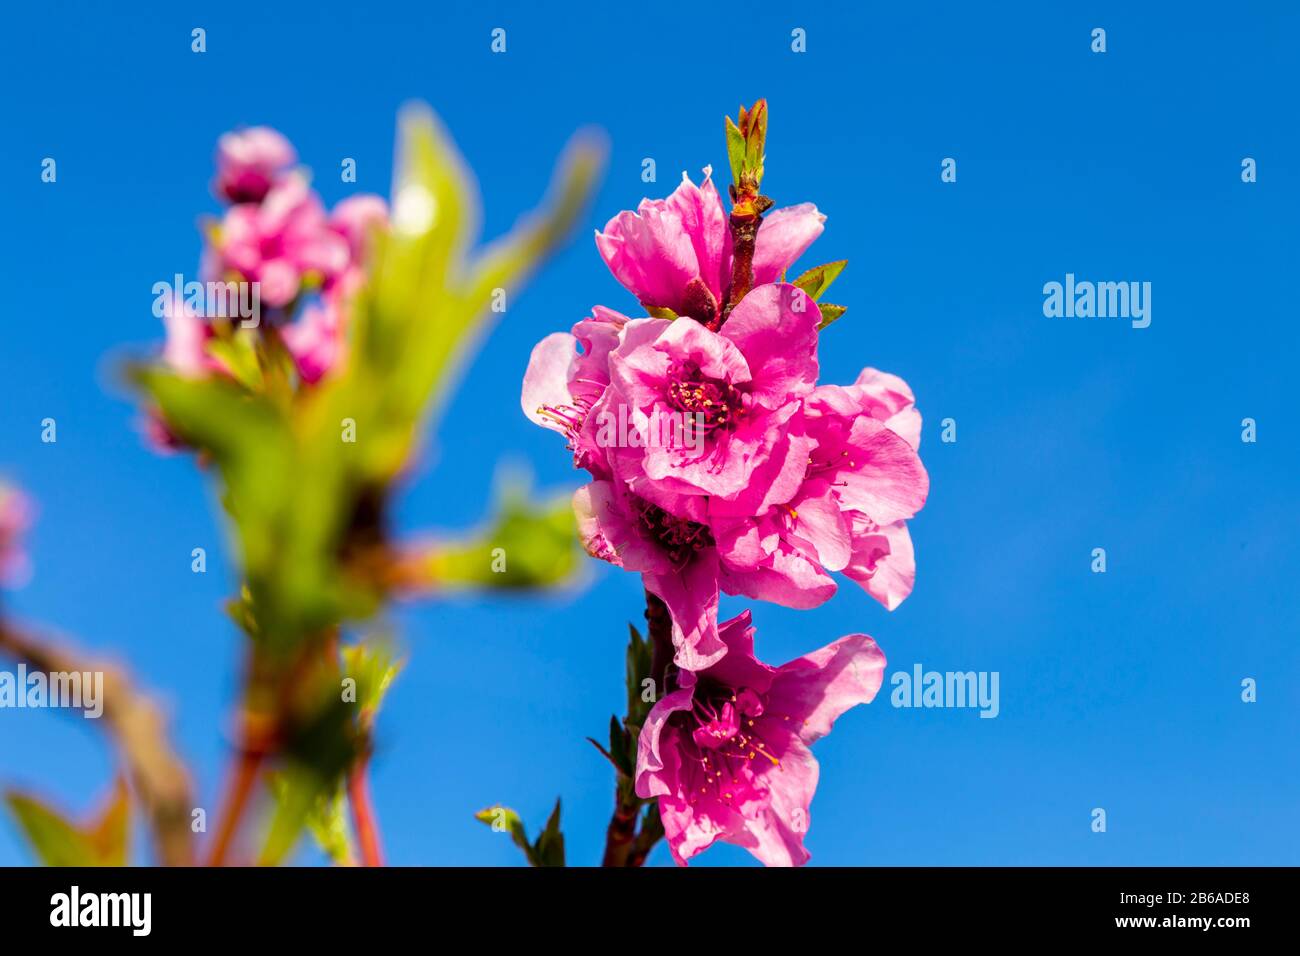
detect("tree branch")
[0,618,195,866]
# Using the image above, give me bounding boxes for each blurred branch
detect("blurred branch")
[0,619,195,866]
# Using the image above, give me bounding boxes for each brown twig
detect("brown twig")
[600,783,641,867]
[713,200,771,329]
[0,618,196,866]
[599,589,674,867]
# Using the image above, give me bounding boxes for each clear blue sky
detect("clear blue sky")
[1,2,1296,866]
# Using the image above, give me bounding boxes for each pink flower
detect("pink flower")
[574,479,724,670]
[160,291,219,379]
[601,283,820,512]
[0,484,32,587]
[212,173,350,308]
[281,295,345,385]
[596,167,825,321]
[285,264,355,376]
[802,369,927,610]
[705,367,928,612]
[213,127,297,204]
[635,610,887,866]
[328,194,389,265]
[522,306,630,477]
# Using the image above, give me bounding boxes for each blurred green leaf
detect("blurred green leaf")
[792,260,846,302]
[341,640,404,722]
[4,779,129,866]
[335,108,607,487]
[261,768,353,866]
[400,481,581,593]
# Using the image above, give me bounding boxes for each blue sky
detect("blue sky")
[1,1,1296,866]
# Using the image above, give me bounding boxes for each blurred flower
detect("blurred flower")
[635,610,886,866]
[212,173,350,308]
[0,483,32,587]
[213,126,297,204]
[328,194,389,264]
[160,290,219,378]
[281,293,345,385]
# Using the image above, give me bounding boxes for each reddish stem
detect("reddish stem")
[207,747,263,867]
[348,758,385,867]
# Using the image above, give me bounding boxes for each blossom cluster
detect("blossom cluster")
[523,167,929,865]
[159,127,389,400]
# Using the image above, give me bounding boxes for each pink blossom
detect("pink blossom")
[704,366,928,611]
[0,484,32,587]
[601,283,820,512]
[596,167,825,321]
[212,173,350,308]
[281,296,345,385]
[213,127,297,204]
[160,291,219,379]
[328,194,389,264]
[574,479,724,670]
[799,369,927,610]
[635,610,887,866]
[522,306,630,478]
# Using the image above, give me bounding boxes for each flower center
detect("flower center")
[671,684,784,806]
[666,360,743,433]
[636,502,713,567]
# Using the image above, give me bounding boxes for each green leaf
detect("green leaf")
[305,786,355,867]
[341,640,404,722]
[625,623,654,729]
[816,303,848,330]
[533,798,565,868]
[608,714,633,777]
[400,476,582,593]
[4,780,130,866]
[725,114,746,185]
[474,799,564,867]
[792,261,847,301]
[261,769,353,866]
[474,804,537,865]
[341,112,607,486]
[132,368,360,655]
[744,100,768,186]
